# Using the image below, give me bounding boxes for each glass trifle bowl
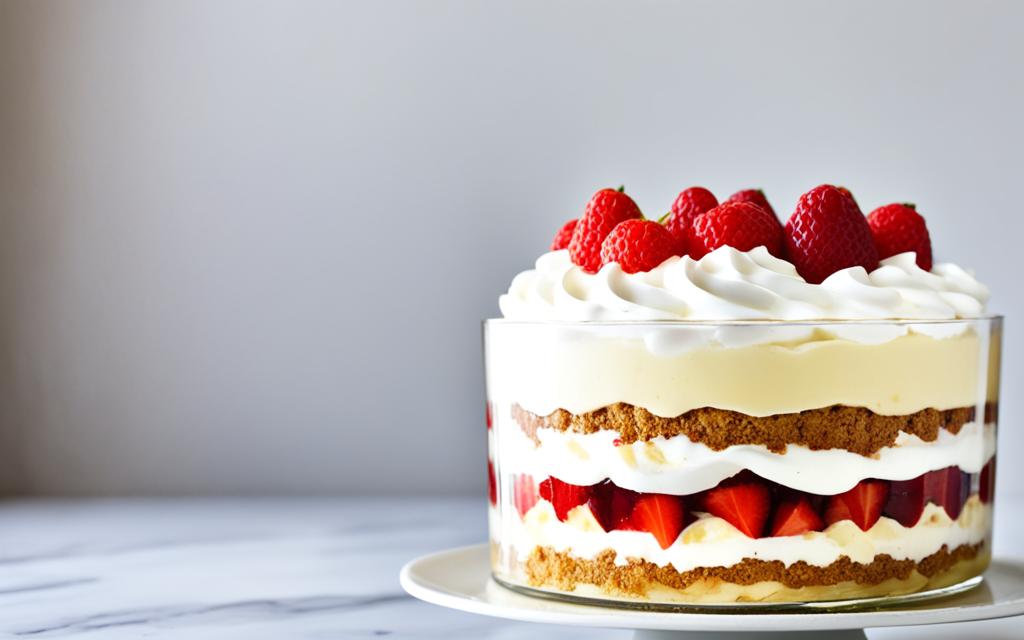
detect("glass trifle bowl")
[484,317,1001,607]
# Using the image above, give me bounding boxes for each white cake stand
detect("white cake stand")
[400,544,1024,640]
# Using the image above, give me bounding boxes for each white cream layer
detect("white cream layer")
[497,419,995,495]
[503,497,990,571]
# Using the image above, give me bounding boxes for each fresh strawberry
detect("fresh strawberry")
[785,184,879,283]
[629,493,686,549]
[725,189,776,218]
[924,467,969,520]
[770,497,823,537]
[666,187,718,250]
[550,219,578,251]
[513,474,539,518]
[867,203,933,271]
[824,480,889,531]
[587,481,640,531]
[837,186,859,211]
[885,477,926,527]
[703,480,770,538]
[980,458,996,504]
[538,477,592,521]
[569,188,643,273]
[687,201,784,259]
[600,219,679,273]
[487,461,496,506]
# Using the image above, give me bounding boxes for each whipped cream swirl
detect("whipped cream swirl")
[498,247,989,322]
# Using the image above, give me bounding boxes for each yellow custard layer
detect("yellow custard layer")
[487,326,997,417]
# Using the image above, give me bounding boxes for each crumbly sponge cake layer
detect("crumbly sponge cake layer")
[523,543,984,600]
[513,403,980,455]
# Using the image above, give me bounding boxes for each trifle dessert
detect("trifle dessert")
[485,184,1000,606]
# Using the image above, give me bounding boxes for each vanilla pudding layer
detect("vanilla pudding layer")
[486,325,994,418]
[505,497,990,573]
[498,421,994,496]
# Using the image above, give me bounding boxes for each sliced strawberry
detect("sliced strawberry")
[823,494,852,525]
[513,474,538,518]
[538,477,591,521]
[980,458,996,504]
[629,493,685,549]
[884,477,926,527]
[487,461,497,506]
[924,467,970,520]
[587,480,639,532]
[824,480,888,531]
[770,497,823,537]
[703,480,770,538]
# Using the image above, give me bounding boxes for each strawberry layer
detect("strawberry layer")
[501,464,993,541]
[501,496,990,572]
[497,417,995,495]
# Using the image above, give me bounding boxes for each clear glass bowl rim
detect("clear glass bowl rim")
[483,315,1003,328]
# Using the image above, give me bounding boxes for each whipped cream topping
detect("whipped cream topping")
[499,247,989,322]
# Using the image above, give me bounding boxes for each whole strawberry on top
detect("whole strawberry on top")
[550,219,578,251]
[867,203,933,271]
[600,219,679,274]
[665,186,718,252]
[724,188,776,218]
[837,186,859,210]
[785,184,879,284]
[687,201,784,260]
[569,188,643,273]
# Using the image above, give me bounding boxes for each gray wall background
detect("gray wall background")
[0,0,1021,496]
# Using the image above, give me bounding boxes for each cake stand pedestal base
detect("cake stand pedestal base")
[401,545,1024,637]
[632,630,866,640]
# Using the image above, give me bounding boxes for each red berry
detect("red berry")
[704,480,771,538]
[825,480,889,531]
[687,201,784,260]
[688,200,782,258]
[867,203,933,271]
[629,493,686,549]
[837,186,859,211]
[884,477,926,527]
[487,461,496,506]
[923,466,969,520]
[725,189,776,218]
[980,458,996,504]
[550,219,578,251]
[587,480,640,532]
[770,497,824,537]
[569,188,643,273]
[538,477,591,521]
[784,184,879,283]
[666,187,718,250]
[513,474,539,518]
[600,219,679,273]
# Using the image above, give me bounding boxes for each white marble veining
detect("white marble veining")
[0,497,1021,639]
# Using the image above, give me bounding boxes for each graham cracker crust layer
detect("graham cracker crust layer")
[524,543,983,596]
[513,403,981,455]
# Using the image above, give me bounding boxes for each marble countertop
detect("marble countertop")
[0,497,1021,639]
